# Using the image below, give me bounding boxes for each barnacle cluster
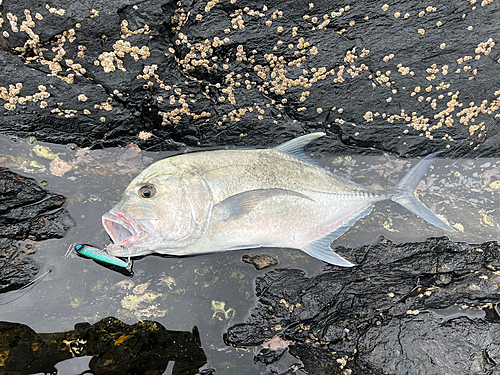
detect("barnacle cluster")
[0,0,498,148]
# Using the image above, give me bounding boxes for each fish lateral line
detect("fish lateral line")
[74,244,132,271]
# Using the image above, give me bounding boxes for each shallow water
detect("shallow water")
[0,134,499,374]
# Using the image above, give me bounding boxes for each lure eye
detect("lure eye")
[75,245,82,250]
[139,185,157,198]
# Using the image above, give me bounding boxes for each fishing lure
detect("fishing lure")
[74,244,132,271]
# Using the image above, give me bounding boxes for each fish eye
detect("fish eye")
[139,184,157,198]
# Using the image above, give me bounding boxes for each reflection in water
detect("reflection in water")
[54,356,93,374]
[0,317,207,375]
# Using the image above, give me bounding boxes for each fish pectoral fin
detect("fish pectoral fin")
[274,132,325,166]
[213,188,313,221]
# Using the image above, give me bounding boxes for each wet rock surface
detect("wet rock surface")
[225,237,500,374]
[0,0,499,156]
[0,316,207,375]
[0,168,74,292]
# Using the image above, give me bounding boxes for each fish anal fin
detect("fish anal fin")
[300,205,374,266]
[213,188,313,221]
[301,241,355,267]
[274,133,325,166]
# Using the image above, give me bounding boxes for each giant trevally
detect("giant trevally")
[102,133,454,266]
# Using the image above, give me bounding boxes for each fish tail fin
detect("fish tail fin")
[389,152,455,232]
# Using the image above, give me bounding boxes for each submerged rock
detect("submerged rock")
[0,317,207,375]
[225,237,500,374]
[242,254,279,270]
[0,168,74,292]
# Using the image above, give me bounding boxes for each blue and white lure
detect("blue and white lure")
[73,244,132,271]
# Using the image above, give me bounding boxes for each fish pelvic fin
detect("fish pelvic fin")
[389,152,455,232]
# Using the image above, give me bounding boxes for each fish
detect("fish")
[102,133,454,266]
[74,244,132,270]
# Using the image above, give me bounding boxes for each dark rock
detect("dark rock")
[254,347,288,365]
[0,317,207,375]
[0,168,47,213]
[242,254,279,270]
[0,255,39,293]
[198,368,217,375]
[258,350,306,375]
[0,168,74,292]
[225,237,500,374]
[0,0,498,156]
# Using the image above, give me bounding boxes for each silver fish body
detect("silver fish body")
[102,133,454,266]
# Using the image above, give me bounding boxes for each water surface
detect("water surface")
[0,135,498,374]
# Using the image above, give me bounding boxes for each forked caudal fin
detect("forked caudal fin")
[299,151,454,268]
[389,152,455,232]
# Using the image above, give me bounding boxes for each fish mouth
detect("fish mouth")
[102,211,153,254]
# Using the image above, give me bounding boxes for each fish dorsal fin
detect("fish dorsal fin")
[300,205,374,266]
[213,188,314,221]
[274,132,325,165]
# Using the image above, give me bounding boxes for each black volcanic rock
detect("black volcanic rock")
[0,168,74,292]
[0,0,498,156]
[225,237,500,374]
[1,1,500,374]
